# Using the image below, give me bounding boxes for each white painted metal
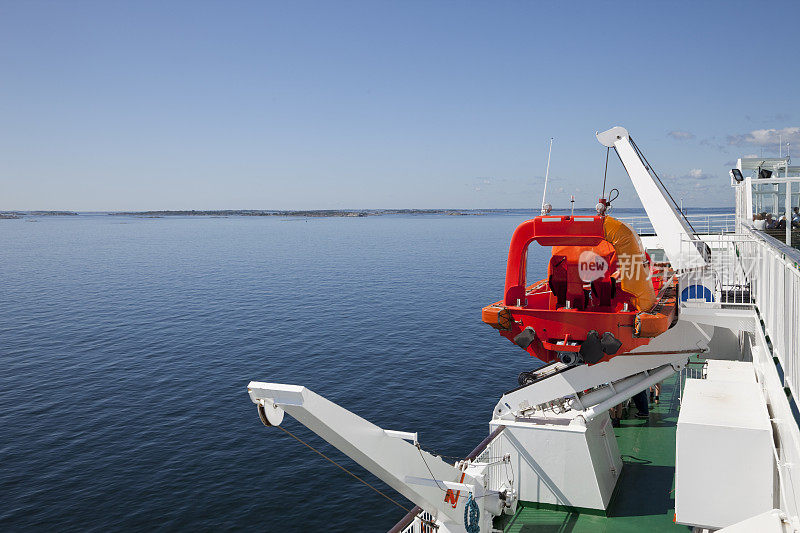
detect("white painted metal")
[541,137,554,215]
[676,378,774,529]
[396,510,435,533]
[257,398,284,426]
[597,126,705,270]
[737,156,795,173]
[384,430,418,444]
[705,360,756,383]
[736,226,800,399]
[618,212,737,236]
[576,363,681,422]
[745,176,754,225]
[492,352,692,420]
[678,307,756,334]
[487,412,621,510]
[246,382,500,531]
[748,327,800,531]
[717,509,791,533]
[678,361,707,405]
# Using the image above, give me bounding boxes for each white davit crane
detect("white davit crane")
[247,382,516,533]
[596,126,707,271]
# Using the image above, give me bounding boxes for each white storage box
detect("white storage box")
[705,360,756,384]
[676,379,773,529]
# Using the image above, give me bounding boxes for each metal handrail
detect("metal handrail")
[739,225,800,398]
[387,426,507,533]
[617,213,736,235]
[678,361,707,404]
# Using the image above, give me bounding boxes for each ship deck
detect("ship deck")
[495,371,690,532]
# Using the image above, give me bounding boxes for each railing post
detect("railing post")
[786,180,792,246]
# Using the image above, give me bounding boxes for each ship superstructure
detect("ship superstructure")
[247,127,800,532]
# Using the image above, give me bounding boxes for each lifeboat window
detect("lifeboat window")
[647,249,667,263]
[525,245,552,291]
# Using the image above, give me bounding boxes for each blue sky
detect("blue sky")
[2,1,799,211]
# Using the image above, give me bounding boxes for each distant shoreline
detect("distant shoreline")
[107,209,490,218]
[0,209,491,218]
[0,207,726,219]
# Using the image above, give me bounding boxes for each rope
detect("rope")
[464,493,480,533]
[274,425,410,512]
[416,443,448,492]
[273,425,439,530]
[602,147,610,199]
[628,136,699,235]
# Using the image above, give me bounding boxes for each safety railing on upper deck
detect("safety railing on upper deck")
[618,212,736,236]
[738,225,800,399]
[389,508,435,533]
[678,233,757,308]
[677,226,800,399]
[678,361,707,404]
[473,429,511,496]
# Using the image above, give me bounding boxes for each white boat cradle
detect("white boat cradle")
[247,126,800,533]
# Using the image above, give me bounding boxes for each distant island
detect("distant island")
[0,209,493,219]
[1,211,79,219]
[108,209,489,217]
[3,207,700,220]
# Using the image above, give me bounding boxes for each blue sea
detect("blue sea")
[0,208,725,531]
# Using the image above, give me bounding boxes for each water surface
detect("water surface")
[1,209,723,530]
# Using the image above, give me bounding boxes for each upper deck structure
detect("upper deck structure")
[734,156,800,248]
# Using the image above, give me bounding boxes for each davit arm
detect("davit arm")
[247,382,513,531]
[494,350,696,422]
[596,126,706,271]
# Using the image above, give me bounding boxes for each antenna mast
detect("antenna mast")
[540,137,554,214]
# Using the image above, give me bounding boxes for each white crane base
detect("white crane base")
[488,410,621,511]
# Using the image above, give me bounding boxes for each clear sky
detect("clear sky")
[2,1,799,211]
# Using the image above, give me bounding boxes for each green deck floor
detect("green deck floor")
[496,373,690,532]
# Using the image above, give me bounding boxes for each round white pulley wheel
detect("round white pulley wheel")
[257,400,285,426]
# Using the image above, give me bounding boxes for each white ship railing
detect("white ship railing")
[388,426,507,533]
[618,212,736,236]
[678,233,757,308]
[677,361,707,404]
[390,509,435,533]
[679,228,800,396]
[738,225,800,397]
[473,431,510,495]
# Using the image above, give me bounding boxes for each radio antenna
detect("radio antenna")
[540,137,554,214]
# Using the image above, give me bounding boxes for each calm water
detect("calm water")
[0,209,722,531]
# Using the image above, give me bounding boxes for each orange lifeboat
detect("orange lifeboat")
[482,214,677,365]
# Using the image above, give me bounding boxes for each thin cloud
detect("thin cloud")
[469,176,542,193]
[727,127,800,147]
[698,138,729,152]
[686,169,716,181]
[663,169,717,182]
[657,170,726,206]
[667,130,695,140]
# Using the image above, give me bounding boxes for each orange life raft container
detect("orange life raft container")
[482,215,678,365]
